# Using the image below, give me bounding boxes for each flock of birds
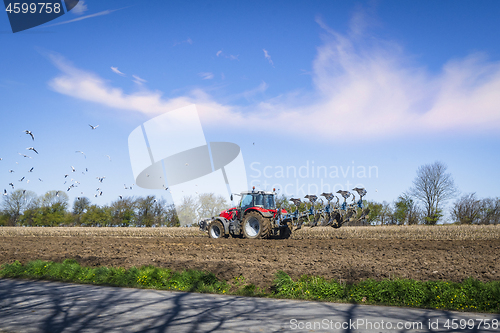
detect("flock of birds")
[2,125,136,201]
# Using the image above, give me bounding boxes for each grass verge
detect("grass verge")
[1,260,499,313]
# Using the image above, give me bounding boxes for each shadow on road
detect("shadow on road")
[1,279,499,332]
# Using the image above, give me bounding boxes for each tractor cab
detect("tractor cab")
[221,188,276,221]
[239,191,276,211]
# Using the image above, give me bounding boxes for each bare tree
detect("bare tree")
[177,195,198,226]
[196,193,228,219]
[452,193,482,224]
[409,161,458,224]
[1,189,37,225]
[41,190,69,208]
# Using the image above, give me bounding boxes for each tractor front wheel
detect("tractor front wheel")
[242,211,271,239]
[208,220,226,239]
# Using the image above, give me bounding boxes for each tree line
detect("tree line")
[0,190,180,227]
[1,162,498,227]
[345,161,499,226]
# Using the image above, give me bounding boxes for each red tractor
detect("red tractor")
[198,187,291,239]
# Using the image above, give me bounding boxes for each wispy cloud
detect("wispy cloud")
[71,0,88,15]
[132,75,146,85]
[263,49,274,67]
[216,50,239,60]
[111,67,125,76]
[45,7,124,27]
[48,13,500,142]
[198,72,214,80]
[232,81,268,101]
[173,38,193,46]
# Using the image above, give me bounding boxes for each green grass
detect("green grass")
[0,259,229,294]
[272,271,500,313]
[1,260,499,313]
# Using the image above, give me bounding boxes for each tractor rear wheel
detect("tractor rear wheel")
[208,220,226,239]
[242,211,271,239]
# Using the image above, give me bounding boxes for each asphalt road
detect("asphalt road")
[0,279,499,333]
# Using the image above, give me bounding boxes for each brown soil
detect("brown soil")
[1,235,499,290]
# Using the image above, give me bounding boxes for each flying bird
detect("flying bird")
[38,178,43,182]
[71,166,76,172]
[9,170,14,173]
[19,177,25,182]
[76,151,86,158]
[89,124,99,130]
[9,183,14,189]
[18,153,32,159]
[3,189,7,196]
[29,167,34,172]
[106,155,111,162]
[64,174,69,178]
[97,176,105,183]
[25,130,34,140]
[56,191,60,197]
[26,147,38,154]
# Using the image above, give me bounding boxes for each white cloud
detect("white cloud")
[263,49,274,66]
[48,15,500,142]
[198,72,214,80]
[111,67,125,76]
[216,50,222,57]
[71,0,88,15]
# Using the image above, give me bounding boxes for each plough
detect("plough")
[276,187,370,231]
[199,187,370,239]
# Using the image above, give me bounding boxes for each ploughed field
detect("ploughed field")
[1,225,499,289]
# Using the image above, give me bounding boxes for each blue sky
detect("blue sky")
[1,0,499,216]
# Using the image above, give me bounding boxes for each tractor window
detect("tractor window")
[254,194,264,207]
[240,194,253,209]
[264,195,275,209]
